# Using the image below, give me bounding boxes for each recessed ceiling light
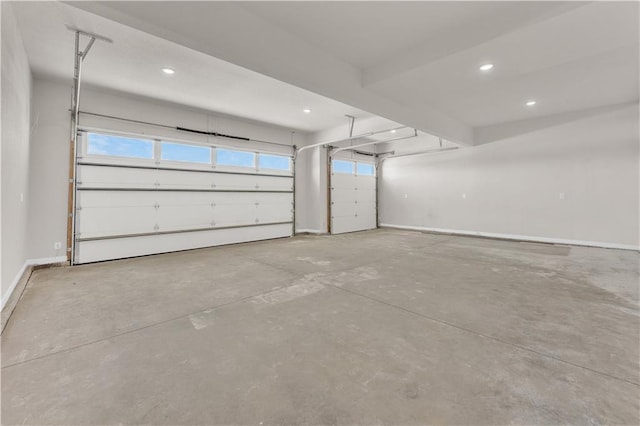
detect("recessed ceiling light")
[479,63,494,71]
[525,100,537,107]
[390,129,397,133]
[303,109,311,114]
[162,67,175,75]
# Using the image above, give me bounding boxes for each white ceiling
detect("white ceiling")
[17,1,640,145]
[12,1,372,133]
[367,1,640,127]
[241,1,581,70]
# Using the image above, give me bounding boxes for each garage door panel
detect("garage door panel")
[332,174,375,189]
[332,216,363,235]
[77,191,156,239]
[253,192,293,206]
[356,201,376,215]
[256,196,294,223]
[156,193,215,232]
[332,203,357,218]
[212,173,293,191]
[356,206,377,219]
[331,173,358,188]
[77,190,159,207]
[332,187,375,203]
[356,189,376,203]
[207,198,258,227]
[78,165,157,189]
[78,165,293,192]
[75,223,292,264]
[356,214,377,230]
[356,176,376,191]
[77,207,156,239]
[77,190,293,239]
[156,169,212,190]
[157,170,293,191]
[331,188,358,203]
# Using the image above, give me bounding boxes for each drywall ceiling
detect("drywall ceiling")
[66,1,639,146]
[11,1,372,133]
[368,1,640,128]
[241,1,579,70]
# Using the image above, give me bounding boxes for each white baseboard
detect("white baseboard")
[295,229,326,235]
[380,224,639,251]
[1,256,67,311]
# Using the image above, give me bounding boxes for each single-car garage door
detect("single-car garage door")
[73,131,294,264]
[330,157,377,234]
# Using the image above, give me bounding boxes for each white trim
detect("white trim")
[1,256,67,311]
[295,229,326,235]
[1,263,30,312]
[380,224,639,251]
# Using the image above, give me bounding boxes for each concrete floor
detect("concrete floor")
[1,229,638,425]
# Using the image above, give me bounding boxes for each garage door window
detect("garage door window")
[356,163,375,176]
[87,133,154,159]
[333,160,354,174]
[161,141,210,164]
[216,149,255,168]
[258,154,290,171]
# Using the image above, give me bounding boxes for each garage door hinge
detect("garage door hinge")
[154,181,160,187]
[154,224,159,231]
[210,202,216,208]
[153,203,160,210]
[255,219,260,223]
[76,207,82,211]
[211,184,216,188]
[210,220,216,227]
[254,202,260,206]
[255,184,260,189]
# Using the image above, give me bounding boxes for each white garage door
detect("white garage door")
[73,131,293,264]
[330,158,377,234]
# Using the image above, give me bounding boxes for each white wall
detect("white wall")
[26,79,68,262]
[294,146,328,233]
[1,2,33,307]
[380,103,640,249]
[27,77,311,261]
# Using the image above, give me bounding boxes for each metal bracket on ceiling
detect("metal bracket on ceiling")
[330,128,419,157]
[345,115,356,138]
[66,25,113,59]
[295,124,409,159]
[65,25,114,43]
